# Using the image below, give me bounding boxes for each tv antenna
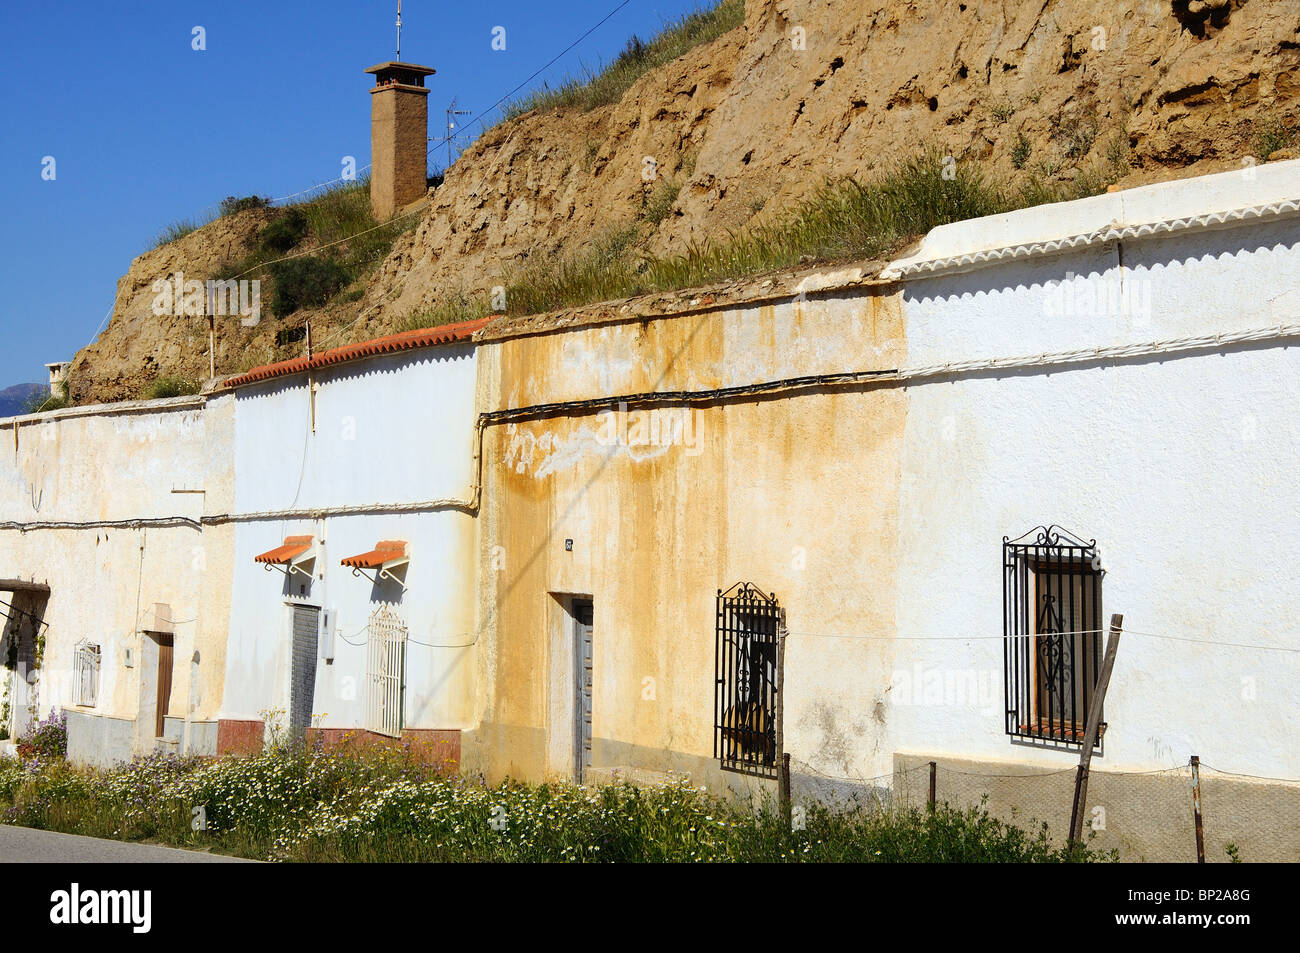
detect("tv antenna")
[446,98,471,170]
[395,0,403,60]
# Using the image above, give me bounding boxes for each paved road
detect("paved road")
[0,825,256,863]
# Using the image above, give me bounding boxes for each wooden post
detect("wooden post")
[928,761,937,813]
[207,315,216,381]
[775,611,790,822]
[1068,613,1123,848]
[1190,755,1206,864]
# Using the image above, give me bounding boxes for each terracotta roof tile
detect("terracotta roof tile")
[341,540,408,569]
[226,317,491,389]
[254,535,314,565]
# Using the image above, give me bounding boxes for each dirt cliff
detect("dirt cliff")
[68,0,1299,403]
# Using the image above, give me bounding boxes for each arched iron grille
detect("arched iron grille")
[1004,526,1104,747]
[715,583,782,777]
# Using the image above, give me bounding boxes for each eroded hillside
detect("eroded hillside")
[68,0,1299,404]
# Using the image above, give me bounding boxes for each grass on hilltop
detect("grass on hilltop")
[501,1,745,120]
[400,146,1126,332]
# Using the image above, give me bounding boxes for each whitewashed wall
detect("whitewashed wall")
[0,394,235,758]
[888,162,1300,779]
[220,345,479,732]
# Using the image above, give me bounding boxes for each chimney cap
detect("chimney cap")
[365,61,436,77]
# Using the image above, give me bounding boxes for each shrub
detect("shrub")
[220,195,271,216]
[269,257,351,317]
[1011,132,1032,170]
[259,208,310,254]
[22,389,69,414]
[1054,113,1098,159]
[1252,114,1295,160]
[16,710,67,760]
[643,179,683,224]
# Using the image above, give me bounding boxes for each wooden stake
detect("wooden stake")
[775,611,790,822]
[1069,613,1123,848]
[1191,755,1205,863]
[928,760,937,813]
[207,315,216,381]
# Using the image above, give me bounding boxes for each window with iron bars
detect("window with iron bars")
[715,583,782,778]
[74,641,101,708]
[365,606,407,738]
[1004,526,1104,747]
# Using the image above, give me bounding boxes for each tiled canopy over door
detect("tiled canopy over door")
[289,605,320,736]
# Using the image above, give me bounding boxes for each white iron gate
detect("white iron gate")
[74,640,101,707]
[365,606,407,738]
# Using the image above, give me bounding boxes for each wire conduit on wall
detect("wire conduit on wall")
[3,320,1298,532]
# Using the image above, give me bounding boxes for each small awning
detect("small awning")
[341,540,408,570]
[255,535,315,566]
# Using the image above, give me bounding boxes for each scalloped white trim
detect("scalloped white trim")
[882,198,1300,281]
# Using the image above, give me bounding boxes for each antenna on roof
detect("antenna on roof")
[395,0,403,60]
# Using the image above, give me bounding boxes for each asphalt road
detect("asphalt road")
[0,825,256,863]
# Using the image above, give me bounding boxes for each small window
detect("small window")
[365,606,407,738]
[715,583,783,777]
[75,641,101,708]
[1004,526,1103,746]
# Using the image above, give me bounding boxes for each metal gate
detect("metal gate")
[289,605,320,737]
[573,600,594,782]
[365,606,407,738]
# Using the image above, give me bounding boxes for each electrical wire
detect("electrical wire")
[425,0,637,164]
[1196,762,1300,785]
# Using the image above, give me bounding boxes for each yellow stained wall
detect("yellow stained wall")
[466,288,909,790]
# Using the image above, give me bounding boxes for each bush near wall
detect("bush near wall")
[269,257,352,318]
[0,745,1115,863]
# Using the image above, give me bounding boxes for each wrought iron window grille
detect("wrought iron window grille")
[1003,526,1105,750]
[715,582,783,778]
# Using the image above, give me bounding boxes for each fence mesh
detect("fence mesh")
[794,756,1299,862]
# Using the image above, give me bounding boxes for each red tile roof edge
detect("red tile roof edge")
[225,317,492,389]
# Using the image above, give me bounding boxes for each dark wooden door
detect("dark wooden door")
[155,634,174,738]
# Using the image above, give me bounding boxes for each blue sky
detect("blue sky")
[0,0,711,387]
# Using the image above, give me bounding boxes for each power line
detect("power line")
[426,0,637,164]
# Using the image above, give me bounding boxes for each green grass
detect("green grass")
[643,178,684,224]
[394,147,1128,333]
[502,0,744,119]
[0,749,1115,863]
[144,376,202,399]
[148,214,215,251]
[1253,114,1296,159]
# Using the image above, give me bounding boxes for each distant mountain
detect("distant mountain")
[0,383,44,417]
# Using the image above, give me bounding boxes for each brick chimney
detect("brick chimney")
[364,61,435,221]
